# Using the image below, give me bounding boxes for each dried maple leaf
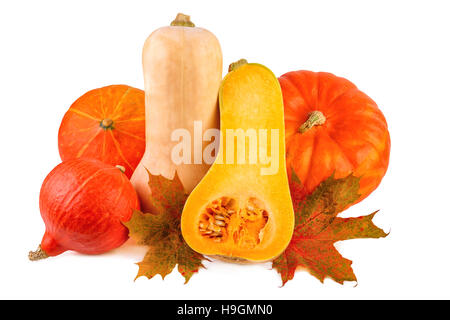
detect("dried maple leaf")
[124,170,207,284]
[273,172,388,285]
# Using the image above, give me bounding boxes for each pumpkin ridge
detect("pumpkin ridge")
[111,87,132,118]
[114,127,146,142]
[344,126,385,157]
[112,173,127,207]
[76,128,102,158]
[314,71,320,109]
[99,89,106,118]
[108,130,133,171]
[59,125,98,135]
[355,109,388,132]
[69,108,101,121]
[77,125,99,133]
[284,75,312,113]
[325,88,367,121]
[53,166,116,229]
[101,132,107,161]
[322,130,358,169]
[323,85,358,111]
[114,117,146,123]
[302,130,318,191]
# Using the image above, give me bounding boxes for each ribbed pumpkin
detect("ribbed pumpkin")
[58,85,145,178]
[279,71,390,203]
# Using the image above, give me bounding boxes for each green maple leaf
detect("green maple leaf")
[273,171,388,285]
[124,170,206,284]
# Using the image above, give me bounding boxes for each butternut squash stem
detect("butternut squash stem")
[28,245,49,261]
[170,13,195,27]
[228,59,248,72]
[299,111,326,133]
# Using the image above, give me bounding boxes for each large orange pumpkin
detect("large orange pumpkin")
[279,71,390,203]
[58,85,145,178]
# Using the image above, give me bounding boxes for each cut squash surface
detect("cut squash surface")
[181,62,294,262]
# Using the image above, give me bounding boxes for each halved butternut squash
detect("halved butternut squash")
[181,60,294,262]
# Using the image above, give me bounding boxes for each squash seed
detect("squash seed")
[214,220,225,227]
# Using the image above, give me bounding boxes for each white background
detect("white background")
[1,0,449,300]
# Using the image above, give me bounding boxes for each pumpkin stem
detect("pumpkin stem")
[100,118,114,130]
[228,59,248,72]
[299,111,326,133]
[170,13,195,27]
[28,245,49,261]
[116,165,126,173]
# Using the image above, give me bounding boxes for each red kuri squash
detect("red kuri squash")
[29,158,140,260]
[58,85,145,178]
[279,71,390,203]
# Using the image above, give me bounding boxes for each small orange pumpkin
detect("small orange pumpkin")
[279,71,390,203]
[58,85,145,178]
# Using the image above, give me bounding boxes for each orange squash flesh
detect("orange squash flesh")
[181,61,294,262]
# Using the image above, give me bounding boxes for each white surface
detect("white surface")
[1,0,449,299]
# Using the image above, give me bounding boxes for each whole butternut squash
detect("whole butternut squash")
[131,14,222,212]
